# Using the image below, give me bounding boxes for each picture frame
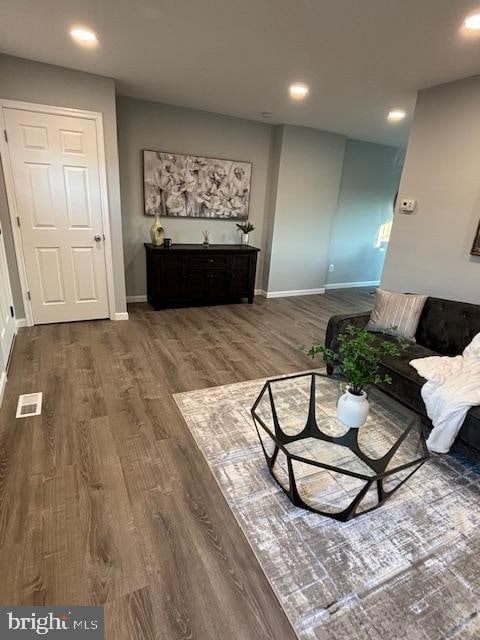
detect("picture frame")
[143,149,252,220]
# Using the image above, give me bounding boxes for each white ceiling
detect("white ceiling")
[1,0,480,146]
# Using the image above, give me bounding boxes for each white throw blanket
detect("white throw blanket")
[410,333,480,453]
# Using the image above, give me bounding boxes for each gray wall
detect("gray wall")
[326,139,404,287]
[267,125,346,293]
[261,126,284,291]
[382,75,480,304]
[117,102,402,298]
[116,96,273,297]
[0,54,127,315]
[0,54,406,309]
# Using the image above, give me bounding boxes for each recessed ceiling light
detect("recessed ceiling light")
[464,13,480,29]
[289,83,309,100]
[387,109,406,122]
[70,26,98,46]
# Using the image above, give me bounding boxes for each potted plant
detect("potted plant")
[236,221,255,245]
[304,324,407,429]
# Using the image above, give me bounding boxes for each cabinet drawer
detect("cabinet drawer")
[189,254,228,270]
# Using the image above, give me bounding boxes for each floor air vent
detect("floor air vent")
[16,392,43,418]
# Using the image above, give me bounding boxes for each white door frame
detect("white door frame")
[0,99,117,326]
[0,211,16,367]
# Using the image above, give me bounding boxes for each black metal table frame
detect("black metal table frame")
[251,372,429,522]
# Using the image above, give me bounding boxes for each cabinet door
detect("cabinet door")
[230,255,252,298]
[207,269,230,301]
[156,255,186,303]
[185,269,208,303]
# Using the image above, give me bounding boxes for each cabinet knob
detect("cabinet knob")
[208,259,214,263]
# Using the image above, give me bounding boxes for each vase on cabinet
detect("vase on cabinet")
[242,233,249,246]
[150,213,164,246]
[337,388,369,429]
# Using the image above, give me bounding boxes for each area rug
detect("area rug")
[174,374,480,640]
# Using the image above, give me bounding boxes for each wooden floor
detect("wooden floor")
[0,289,372,639]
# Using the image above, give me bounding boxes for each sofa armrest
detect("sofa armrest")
[325,311,371,351]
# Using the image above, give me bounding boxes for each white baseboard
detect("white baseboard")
[0,370,7,407]
[15,313,131,326]
[112,312,129,321]
[126,295,148,303]
[254,289,267,297]
[324,280,380,290]
[265,288,325,299]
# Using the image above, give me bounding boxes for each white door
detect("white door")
[3,107,109,324]
[0,221,15,366]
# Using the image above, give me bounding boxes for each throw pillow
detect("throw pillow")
[366,289,427,341]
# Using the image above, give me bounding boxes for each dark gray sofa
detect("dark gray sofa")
[325,296,480,456]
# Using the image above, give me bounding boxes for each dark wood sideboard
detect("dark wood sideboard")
[144,243,260,309]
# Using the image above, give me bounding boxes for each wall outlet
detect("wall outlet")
[328,264,335,272]
[400,198,417,214]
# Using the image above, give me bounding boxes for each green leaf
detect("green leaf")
[301,323,406,391]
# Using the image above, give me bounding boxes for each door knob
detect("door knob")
[94,234,102,242]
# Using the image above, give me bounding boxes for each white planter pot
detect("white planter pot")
[242,233,249,245]
[337,389,369,429]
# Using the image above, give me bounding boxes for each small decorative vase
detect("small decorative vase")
[242,233,249,246]
[150,213,164,246]
[337,388,369,429]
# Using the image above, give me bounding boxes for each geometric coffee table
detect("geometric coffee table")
[251,372,429,522]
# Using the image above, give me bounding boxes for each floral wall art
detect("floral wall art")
[143,150,252,219]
